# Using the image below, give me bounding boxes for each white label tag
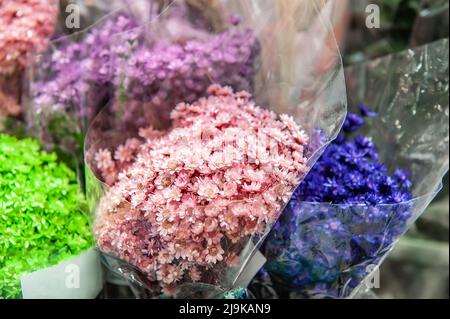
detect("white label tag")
[21,248,103,299]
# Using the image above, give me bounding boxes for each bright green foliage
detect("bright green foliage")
[0,134,93,298]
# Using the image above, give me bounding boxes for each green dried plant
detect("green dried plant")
[0,134,93,298]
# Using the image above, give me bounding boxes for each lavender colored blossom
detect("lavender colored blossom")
[261,106,414,298]
[31,13,258,127]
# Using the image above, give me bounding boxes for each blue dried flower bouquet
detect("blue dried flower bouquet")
[259,39,449,299]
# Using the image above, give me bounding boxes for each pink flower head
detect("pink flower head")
[173,241,189,259]
[242,181,262,192]
[222,181,238,197]
[203,245,224,264]
[204,217,218,233]
[157,218,177,237]
[204,230,223,245]
[161,285,177,297]
[196,177,220,199]
[0,0,58,75]
[187,244,202,262]
[229,202,250,217]
[114,144,135,164]
[155,173,174,189]
[224,166,242,183]
[204,203,223,217]
[95,149,115,171]
[225,253,240,268]
[220,210,240,231]
[157,249,174,265]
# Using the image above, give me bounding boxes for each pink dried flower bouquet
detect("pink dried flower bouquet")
[92,85,309,295]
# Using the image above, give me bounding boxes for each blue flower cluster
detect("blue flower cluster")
[297,106,412,205]
[261,106,414,298]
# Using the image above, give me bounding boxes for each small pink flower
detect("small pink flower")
[151,192,167,205]
[214,112,232,126]
[204,231,223,245]
[207,84,232,96]
[154,173,174,189]
[183,153,204,170]
[225,253,240,268]
[166,159,180,173]
[156,208,174,222]
[222,181,237,197]
[204,217,218,233]
[95,149,115,170]
[173,241,189,259]
[189,267,202,282]
[248,200,269,219]
[102,166,118,186]
[201,124,219,140]
[157,264,182,285]
[139,126,164,140]
[157,249,174,264]
[175,224,191,240]
[174,172,191,188]
[243,168,266,183]
[226,231,242,243]
[208,151,225,170]
[203,245,224,264]
[179,196,198,218]
[242,181,262,192]
[211,173,225,187]
[141,257,158,273]
[187,244,202,262]
[161,186,182,201]
[229,202,249,217]
[280,114,301,132]
[220,211,239,231]
[236,90,251,101]
[224,166,242,183]
[191,221,204,235]
[243,218,259,235]
[222,144,242,165]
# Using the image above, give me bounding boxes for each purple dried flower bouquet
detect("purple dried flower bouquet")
[25,3,258,157]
